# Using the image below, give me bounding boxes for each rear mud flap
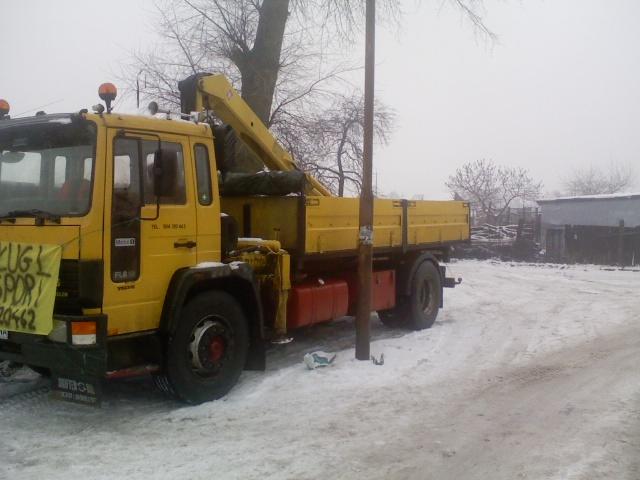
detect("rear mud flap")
[51,373,102,406]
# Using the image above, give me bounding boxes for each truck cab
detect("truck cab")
[0,108,264,404]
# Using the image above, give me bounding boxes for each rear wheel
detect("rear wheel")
[379,261,442,330]
[407,261,442,330]
[378,299,407,327]
[160,291,248,404]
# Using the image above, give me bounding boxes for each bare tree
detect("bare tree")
[447,0,497,42]
[124,0,493,177]
[562,162,636,196]
[446,159,542,223]
[125,0,401,123]
[125,0,494,118]
[277,93,395,196]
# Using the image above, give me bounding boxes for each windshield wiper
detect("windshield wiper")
[1,209,62,225]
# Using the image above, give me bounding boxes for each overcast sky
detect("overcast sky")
[2,0,639,199]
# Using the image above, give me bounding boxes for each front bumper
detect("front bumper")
[0,314,107,377]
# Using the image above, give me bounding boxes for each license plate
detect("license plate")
[0,330,8,340]
[51,375,102,406]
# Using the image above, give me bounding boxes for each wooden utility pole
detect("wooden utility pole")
[355,0,375,361]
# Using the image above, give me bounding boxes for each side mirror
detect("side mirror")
[153,148,178,198]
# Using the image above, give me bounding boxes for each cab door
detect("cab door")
[191,138,222,263]
[103,130,197,335]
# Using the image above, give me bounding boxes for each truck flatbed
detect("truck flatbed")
[221,196,469,258]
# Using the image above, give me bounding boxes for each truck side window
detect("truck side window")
[194,144,213,206]
[111,138,141,283]
[141,140,186,205]
[0,152,41,184]
[54,156,67,187]
[83,157,93,181]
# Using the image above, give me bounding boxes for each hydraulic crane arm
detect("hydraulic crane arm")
[178,73,332,197]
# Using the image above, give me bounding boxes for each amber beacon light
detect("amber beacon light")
[98,83,117,113]
[0,99,10,119]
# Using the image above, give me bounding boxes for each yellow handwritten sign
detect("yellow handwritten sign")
[0,242,62,335]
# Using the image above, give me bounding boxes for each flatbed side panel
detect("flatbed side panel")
[407,201,470,245]
[306,197,469,254]
[220,196,300,251]
[305,197,403,254]
[373,199,403,249]
[305,197,356,254]
[221,196,469,256]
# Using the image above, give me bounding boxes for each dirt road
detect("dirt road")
[391,327,640,479]
[1,261,639,479]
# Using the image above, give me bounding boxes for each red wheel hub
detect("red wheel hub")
[209,336,225,363]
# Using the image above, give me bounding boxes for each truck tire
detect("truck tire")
[161,291,249,404]
[379,261,441,330]
[378,298,407,327]
[406,261,442,330]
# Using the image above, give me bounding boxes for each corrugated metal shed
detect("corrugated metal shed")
[538,193,640,227]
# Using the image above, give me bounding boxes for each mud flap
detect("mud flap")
[51,373,102,407]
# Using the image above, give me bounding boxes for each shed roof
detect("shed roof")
[539,193,640,228]
[538,192,640,203]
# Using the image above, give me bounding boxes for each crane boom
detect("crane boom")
[179,73,332,197]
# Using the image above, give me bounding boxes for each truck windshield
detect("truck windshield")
[0,119,96,218]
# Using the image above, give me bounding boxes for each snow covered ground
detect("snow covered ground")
[2,260,640,480]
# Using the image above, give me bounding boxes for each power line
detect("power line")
[14,99,65,117]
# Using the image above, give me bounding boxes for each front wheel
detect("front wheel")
[161,291,249,404]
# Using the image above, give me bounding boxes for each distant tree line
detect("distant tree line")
[447,158,636,225]
[561,162,636,197]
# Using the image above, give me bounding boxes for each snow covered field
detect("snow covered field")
[1,260,640,480]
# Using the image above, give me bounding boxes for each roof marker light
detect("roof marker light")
[0,99,10,119]
[98,83,117,113]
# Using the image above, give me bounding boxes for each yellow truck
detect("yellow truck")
[0,75,469,404]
